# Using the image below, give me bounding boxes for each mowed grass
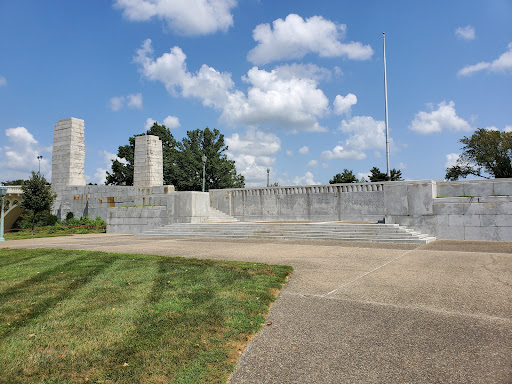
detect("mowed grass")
[0,248,292,384]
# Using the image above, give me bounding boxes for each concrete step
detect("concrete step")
[137,222,436,244]
[204,207,239,223]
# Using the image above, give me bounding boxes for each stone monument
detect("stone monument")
[133,135,163,186]
[51,117,86,188]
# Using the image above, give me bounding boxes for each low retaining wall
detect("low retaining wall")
[106,192,211,234]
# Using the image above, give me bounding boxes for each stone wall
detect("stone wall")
[209,183,386,222]
[106,191,211,234]
[51,118,86,188]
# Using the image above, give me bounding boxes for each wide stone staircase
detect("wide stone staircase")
[137,221,436,244]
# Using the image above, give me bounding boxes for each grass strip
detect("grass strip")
[0,248,292,384]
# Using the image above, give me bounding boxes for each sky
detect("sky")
[1,1,511,187]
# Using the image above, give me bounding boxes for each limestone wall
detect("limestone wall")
[210,183,386,222]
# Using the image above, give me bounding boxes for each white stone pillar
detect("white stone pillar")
[133,135,163,186]
[51,117,86,188]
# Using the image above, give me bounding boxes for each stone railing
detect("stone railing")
[229,182,385,197]
[5,186,23,195]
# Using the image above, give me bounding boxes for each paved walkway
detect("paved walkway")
[2,235,511,383]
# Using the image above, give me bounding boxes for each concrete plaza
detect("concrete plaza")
[2,235,511,383]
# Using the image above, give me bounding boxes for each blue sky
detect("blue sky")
[1,1,511,187]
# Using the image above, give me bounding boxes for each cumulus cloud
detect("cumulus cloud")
[163,115,180,129]
[357,172,370,181]
[292,171,320,186]
[135,40,330,132]
[409,101,471,134]
[109,93,144,111]
[225,128,281,187]
[458,42,512,76]
[286,150,293,156]
[455,25,475,40]
[504,125,512,133]
[445,153,459,169]
[333,93,357,115]
[0,127,51,181]
[114,0,237,36]
[298,146,309,154]
[0,76,6,86]
[321,115,387,161]
[144,117,156,130]
[90,150,127,185]
[247,14,373,65]
[307,160,318,167]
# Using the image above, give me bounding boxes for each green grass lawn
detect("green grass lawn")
[4,225,106,241]
[0,249,292,384]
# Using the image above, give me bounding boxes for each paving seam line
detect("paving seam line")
[285,293,512,324]
[323,248,418,297]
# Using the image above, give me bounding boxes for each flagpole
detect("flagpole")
[383,32,391,180]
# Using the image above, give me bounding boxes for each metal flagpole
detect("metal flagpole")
[383,32,391,180]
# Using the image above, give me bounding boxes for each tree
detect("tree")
[369,167,403,182]
[445,128,512,180]
[1,179,27,186]
[173,127,244,191]
[20,171,56,234]
[106,122,177,186]
[329,169,358,184]
[106,123,244,191]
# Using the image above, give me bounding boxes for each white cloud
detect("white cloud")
[321,115,387,161]
[109,96,124,111]
[286,150,293,156]
[247,14,373,65]
[307,160,318,167]
[298,146,309,154]
[458,42,512,76]
[89,150,126,185]
[455,25,475,40]
[0,76,6,86]
[163,115,180,129]
[225,128,281,187]
[357,172,370,181]
[409,101,471,134]
[321,145,365,160]
[398,162,407,170]
[144,117,156,130]
[445,153,459,169]
[126,93,143,109]
[484,126,499,131]
[136,40,330,132]
[333,93,357,115]
[109,93,144,111]
[0,127,51,181]
[292,171,320,186]
[114,0,237,36]
[321,163,328,168]
[504,125,512,133]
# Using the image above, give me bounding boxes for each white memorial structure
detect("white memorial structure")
[45,118,512,241]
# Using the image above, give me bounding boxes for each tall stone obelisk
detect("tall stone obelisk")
[51,117,86,189]
[133,135,163,186]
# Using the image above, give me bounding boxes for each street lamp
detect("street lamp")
[37,155,43,174]
[0,186,7,241]
[267,168,270,187]
[201,155,207,192]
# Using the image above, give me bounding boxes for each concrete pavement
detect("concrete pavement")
[1,235,511,383]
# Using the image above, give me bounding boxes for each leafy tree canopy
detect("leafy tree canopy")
[329,169,358,184]
[106,123,244,191]
[20,171,56,233]
[1,179,27,186]
[445,128,512,180]
[369,167,403,182]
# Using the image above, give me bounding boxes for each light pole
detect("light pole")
[383,32,391,180]
[266,168,270,187]
[202,155,207,192]
[0,186,7,241]
[37,155,43,174]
